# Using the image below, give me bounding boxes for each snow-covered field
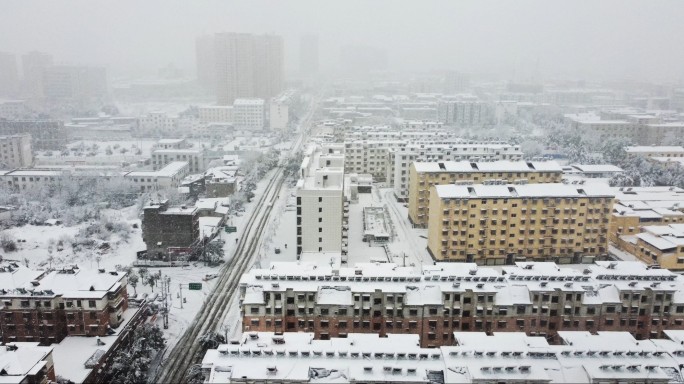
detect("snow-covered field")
[1,205,143,270]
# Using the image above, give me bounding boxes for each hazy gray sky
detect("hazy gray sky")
[1,0,683,81]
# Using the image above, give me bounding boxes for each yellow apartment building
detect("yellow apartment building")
[427,183,614,265]
[409,160,563,228]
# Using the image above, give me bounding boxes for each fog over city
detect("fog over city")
[4,1,684,384]
[2,0,684,80]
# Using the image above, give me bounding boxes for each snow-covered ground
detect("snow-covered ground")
[0,205,144,270]
[0,166,278,351]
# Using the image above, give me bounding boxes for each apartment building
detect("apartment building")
[233,98,265,130]
[195,34,217,92]
[0,119,66,150]
[610,186,684,242]
[565,114,639,143]
[22,51,53,99]
[42,65,107,101]
[427,183,614,264]
[151,148,205,173]
[438,100,490,126]
[296,144,346,258]
[401,120,443,130]
[0,100,28,119]
[640,123,684,146]
[198,105,234,124]
[624,224,684,270]
[205,167,238,197]
[391,143,524,201]
[138,111,178,136]
[0,134,33,168]
[202,330,684,383]
[213,33,283,105]
[202,332,443,383]
[239,261,684,348]
[124,161,190,193]
[409,160,562,227]
[0,52,19,97]
[270,101,289,130]
[625,146,684,159]
[0,343,55,383]
[343,140,400,181]
[0,262,128,344]
[142,200,200,260]
[0,161,188,193]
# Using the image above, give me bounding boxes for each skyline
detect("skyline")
[0,0,683,82]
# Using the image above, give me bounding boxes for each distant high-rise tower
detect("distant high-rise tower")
[0,52,19,97]
[42,66,107,101]
[211,32,283,105]
[195,35,216,92]
[299,34,319,75]
[21,51,53,99]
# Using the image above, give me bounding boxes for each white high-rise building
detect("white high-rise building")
[299,34,319,75]
[213,33,283,105]
[21,51,53,99]
[296,144,346,258]
[0,52,19,97]
[41,65,107,101]
[195,35,216,92]
[233,98,265,130]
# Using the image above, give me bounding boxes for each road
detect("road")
[156,97,316,383]
[383,188,433,267]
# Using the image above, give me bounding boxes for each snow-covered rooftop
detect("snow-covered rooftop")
[0,263,126,300]
[570,164,624,174]
[412,160,562,174]
[635,224,684,251]
[239,260,684,308]
[433,183,615,199]
[625,146,684,154]
[0,343,53,383]
[202,331,684,383]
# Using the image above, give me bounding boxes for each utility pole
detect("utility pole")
[179,283,184,309]
[162,276,170,329]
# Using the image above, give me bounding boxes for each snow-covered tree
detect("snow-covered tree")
[204,239,225,265]
[103,324,166,383]
[128,273,139,294]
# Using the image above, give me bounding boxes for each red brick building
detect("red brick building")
[0,342,56,383]
[239,261,684,347]
[0,263,128,344]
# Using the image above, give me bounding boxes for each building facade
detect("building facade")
[214,33,283,105]
[408,160,562,227]
[141,200,200,260]
[390,142,524,201]
[42,65,107,102]
[199,105,234,124]
[427,183,614,264]
[0,134,33,168]
[239,261,684,348]
[233,98,265,130]
[0,52,19,97]
[296,144,346,258]
[0,263,128,344]
[0,343,55,383]
[21,51,53,100]
[203,330,684,383]
[151,148,205,173]
[0,120,66,150]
